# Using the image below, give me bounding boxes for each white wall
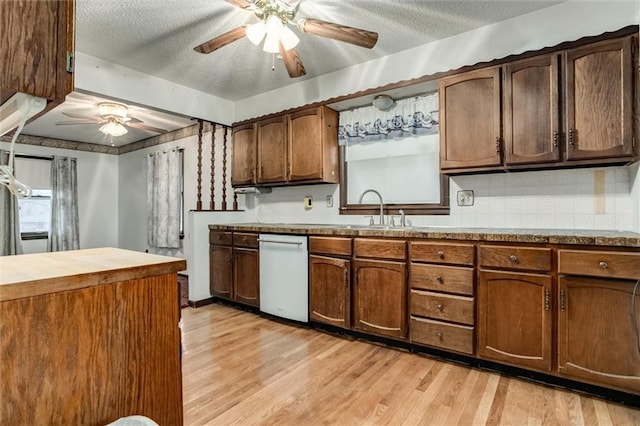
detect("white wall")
[1,141,119,253]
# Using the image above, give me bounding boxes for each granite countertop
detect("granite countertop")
[0,247,186,302]
[208,223,640,248]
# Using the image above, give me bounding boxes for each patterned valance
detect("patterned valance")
[338,93,439,145]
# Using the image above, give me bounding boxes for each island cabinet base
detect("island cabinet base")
[0,274,183,425]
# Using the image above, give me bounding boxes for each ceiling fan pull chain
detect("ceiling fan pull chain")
[272,53,276,71]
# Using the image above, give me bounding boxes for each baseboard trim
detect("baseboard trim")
[188,297,216,308]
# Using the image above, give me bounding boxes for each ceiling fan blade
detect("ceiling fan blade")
[55,120,101,126]
[298,18,378,49]
[194,26,247,54]
[62,111,101,120]
[279,43,306,78]
[127,122,168,134]
[226,0,251,9]
[126,115,143,123]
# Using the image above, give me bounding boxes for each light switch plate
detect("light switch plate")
[326,195,334,208]
[457,190,474,206]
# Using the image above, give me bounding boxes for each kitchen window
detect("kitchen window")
[14,155,52,240]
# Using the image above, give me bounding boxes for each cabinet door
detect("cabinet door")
[565,36,634,160]
[257,115,287,183]
[0,0,74,100]
[233,248,259,307]
[353,259,407,339]
[558,275,640,393]
[288,108,324,182]
[231,123,256,186]
[309,255,350,329]
[439,67,502,170]
[209,245,233,299]
[477,270,552,372]
[503,54,561,165]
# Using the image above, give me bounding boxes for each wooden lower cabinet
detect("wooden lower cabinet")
[353,259,407,339]
[209,245,233,299]
[558,275,640,393]
[234,248,259,307]
[477,270,552,372]
[309,255,351,328]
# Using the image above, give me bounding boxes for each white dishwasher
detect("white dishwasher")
[258,234,308,322]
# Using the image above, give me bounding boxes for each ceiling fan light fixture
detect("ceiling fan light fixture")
[280,25,299,50]
[262,14,284,53]
[99,120,128,137]
[98,102,128,119]
[246,21,266,45]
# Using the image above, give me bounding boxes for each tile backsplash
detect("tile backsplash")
[249,165,639,232]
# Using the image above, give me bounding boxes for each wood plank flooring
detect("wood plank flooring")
[181,304,640,425]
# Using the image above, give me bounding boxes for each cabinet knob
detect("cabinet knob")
[436,276,444,283]
[508,255,518,263]
[436,332,444,341]
[437,251,445,259]
[436,304,444,312]
[598,261,608,269]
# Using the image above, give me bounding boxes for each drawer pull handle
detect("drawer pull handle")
[560,289,566,311]
[544,288,550,311]
[508,255,518,263]
[598,261,608,269]
[437,251,445,259]
[436,332,443,341]
[436,276,444,283]
[436,304,444,312]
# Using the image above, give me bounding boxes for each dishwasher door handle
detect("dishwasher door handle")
[258,239,303,246]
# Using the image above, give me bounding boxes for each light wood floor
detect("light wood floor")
[181,304,640,425]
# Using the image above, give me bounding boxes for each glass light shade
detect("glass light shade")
[246,22,266,45]
[280,25,299,51]
[98,102,128,119]
[99,121,128,137]
[262,15,283,53]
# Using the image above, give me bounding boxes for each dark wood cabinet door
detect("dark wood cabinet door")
[439,67,502,171]
[353,259,407,339]
[565,36,635,160]
[558,275,640,393]
[309,255,351,329]
[504,54,561,165]
[288,108,324,182]
[231,123,256,186]
[477,270,552,372]
[257,115,287,183]
[209,245,233,299]
[0,0,74,101]
[233,248,259,307]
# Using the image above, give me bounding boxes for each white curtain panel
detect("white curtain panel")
[48,156,79,252]
[147,149,181,249]
[0,149,23,256]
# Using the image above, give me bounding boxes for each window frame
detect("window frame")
[15,154,53,240]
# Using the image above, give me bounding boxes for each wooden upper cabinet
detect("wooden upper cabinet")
[564,36,635,161]
[503,54,561,165]
[231,123,257,187]
[288,106,339,183]
[257,115,288,183]
[439,66,502,171]
[0,0,75,101]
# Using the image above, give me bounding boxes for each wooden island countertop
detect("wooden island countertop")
[0,247,186,301]
[0,247,186,425]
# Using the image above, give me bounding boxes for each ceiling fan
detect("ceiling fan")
[194,0,379,78]
[55,102,168,137]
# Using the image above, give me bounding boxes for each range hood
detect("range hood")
[233,186,272,195]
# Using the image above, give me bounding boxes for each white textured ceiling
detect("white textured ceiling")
[23,0,566,146]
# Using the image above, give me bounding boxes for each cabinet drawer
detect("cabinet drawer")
[233,232,258,248]
[210,231,232,246]
[410,242,475,265]
[409,264,474,296]
[354,238,406,260]
[558,250,640,280]
[410,316,474,355]
[479,245,551,271]
[410,290,474,325]
[309,236,352,256]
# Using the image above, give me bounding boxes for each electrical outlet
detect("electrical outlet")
[304,196,313,209]
[457,190,474,206]
[326,194,334,208]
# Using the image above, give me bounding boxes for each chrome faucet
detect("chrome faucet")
[358,189,384,225]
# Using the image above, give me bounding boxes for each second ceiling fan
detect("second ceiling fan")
[194,0,379,78]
